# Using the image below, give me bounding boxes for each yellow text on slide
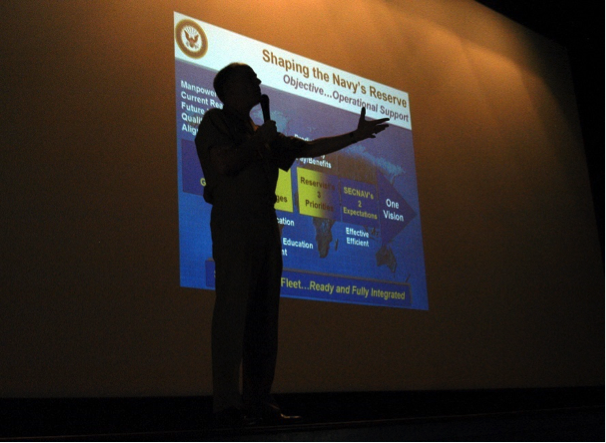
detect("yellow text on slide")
[275,169,294,213]
[297,168,339,219]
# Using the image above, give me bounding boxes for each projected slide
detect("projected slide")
[174,12,428,310]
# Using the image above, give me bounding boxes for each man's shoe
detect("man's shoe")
[257,404,302,424]
[212,407,259,428]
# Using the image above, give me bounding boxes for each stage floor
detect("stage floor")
[1,387,603,441]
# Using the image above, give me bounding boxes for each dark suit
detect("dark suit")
[195,106,304,413]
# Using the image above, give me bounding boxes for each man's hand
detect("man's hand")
[256,120,278,144]
[353,107,390,141]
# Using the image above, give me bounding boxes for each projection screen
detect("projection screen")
[174,12,427,310]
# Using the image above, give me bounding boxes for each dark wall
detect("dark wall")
[1,0,603,397]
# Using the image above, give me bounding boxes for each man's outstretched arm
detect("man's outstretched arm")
[297,108,389,159]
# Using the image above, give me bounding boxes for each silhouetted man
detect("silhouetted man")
[195,62,389,427]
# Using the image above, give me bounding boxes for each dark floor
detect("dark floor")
[1,387,603,441]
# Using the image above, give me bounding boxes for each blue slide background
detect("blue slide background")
[176,60,428,310]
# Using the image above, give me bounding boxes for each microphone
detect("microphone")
[260,94,270,123]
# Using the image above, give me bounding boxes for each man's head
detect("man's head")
[213,63,262,109]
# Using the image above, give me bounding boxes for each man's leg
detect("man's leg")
[211,214,259,413]
[242,219,282,414]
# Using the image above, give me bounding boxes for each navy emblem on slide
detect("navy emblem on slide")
[175,19,208,59]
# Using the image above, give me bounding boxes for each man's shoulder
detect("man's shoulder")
[204,107,224,118]
[202,107,226,124]
[198,107,228,138]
